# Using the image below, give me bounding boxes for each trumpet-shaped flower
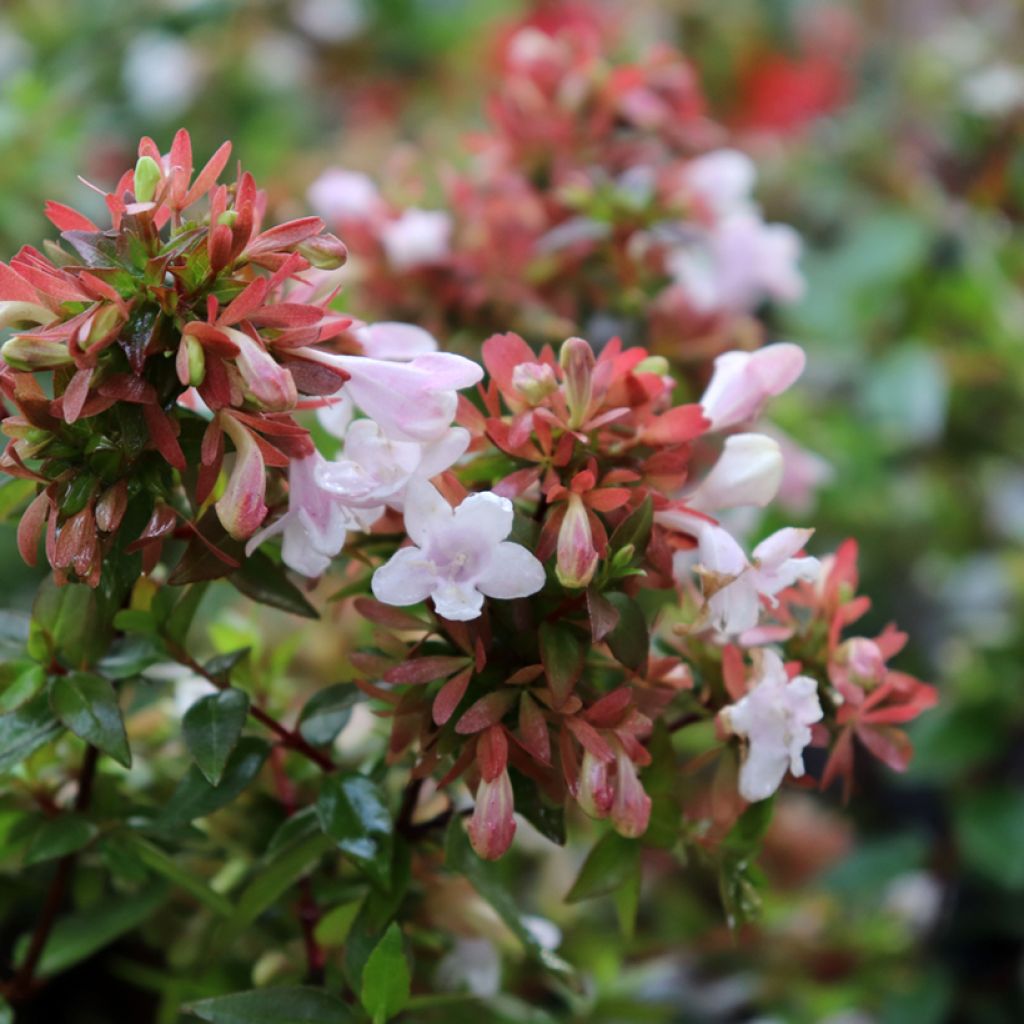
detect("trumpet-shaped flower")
[380,208,452,271]
[687,433,784,513]
[721,650,823,802]
[246,452,355,576]
[372,478,545,621]
[698,343,806,431]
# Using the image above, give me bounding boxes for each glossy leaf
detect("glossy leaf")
[183,688,250,785]
[50,671,131,767]
[316,775,393,889]
[361,923,410,1024]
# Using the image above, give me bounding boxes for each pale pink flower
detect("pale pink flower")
[316,420,469,517]
[683,148,756,218]
[372,478,546,621]
[698,343,806,431]
[215,415,268,540]
[246,452,355,577]
[467,769,516,860]
[555,492,599,589]
[222,326,297,412]
[720,650,823,802]
[610,743,652,838]
[687,433,784,513]
[380,208,452,271]
[307,168,384,223]
[352,321,438,360]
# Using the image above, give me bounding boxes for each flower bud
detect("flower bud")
[1,335,73,371]
[467,769,517,860]
[298,233,349,270]
[559,337,595,429]
[610,746,651,839]
[215,414,268,540]
[134,155,162,204]
[688,433,784,513]
[837,637,885,688]
[576,750,614,819]
[0,301,57,331]
[634,355,670,376]
[176,334,206,387]
[555,493,598,589]
[95,480,128,534]
[222,327,297,412]
[83,304,124,350]
[512,361,558,404]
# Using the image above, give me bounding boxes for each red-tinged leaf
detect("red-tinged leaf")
[183,140,231,208]
[586,487,632,512]
[97,374,156,404]
[586,588,619,643]
[208,223,233,272]
[722,645,748,702]
[353,677,402,706]
[279,354,349,397]
[493,466,542,499]
[244,217,324,258]
[143,404,185,471]
[583,687,633,728]
[183,321,240,356]
[518,694,550,764]
[476,724,509,782]
[505,665,545,686]
[433,667,473,726]
[856,724,912,774]
[456,691,518,735]
[539,623,586,707]
[229,410,309,437]
[558,725,580,793]
[481,331,536,394]
[46,201,99,232]
[641,404,709,446]
[61,367,93,424]
[0,261,41,303]
[437,741,476,788]
[383,656,470,686]
[16,490,48,566]
[348,651,395,677]
[249,303,325,328]
[248,432,290,469]
[820,728,855,802]
[354,598,430,631]
[217,277,268,326]
[126,503,178,552]
[564,717,615,762]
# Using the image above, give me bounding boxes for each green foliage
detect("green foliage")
[361,924,411,1023]
[50,671,131,768]
[183,688,250,785]
[316,774,394,889]
[187,987,355,1023]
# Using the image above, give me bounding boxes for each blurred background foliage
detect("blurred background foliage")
[1,0,1023,1020]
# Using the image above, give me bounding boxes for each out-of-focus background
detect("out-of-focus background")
[1,0,1023,1020]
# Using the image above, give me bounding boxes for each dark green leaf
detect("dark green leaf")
[361,923,410,1023]
[31,577,115,668]
[566,831,640,903]
[0,692,62,774]
[956,790,1024,890]
[160,737,270,823]
[723,798,775,855]
[510,770,565,845]
[0,662,46,713]
[23,814,97,866]
[187,987,354,1023]
[120,834,234,917]
[538,623,585,707]
[183,689,249,785]
[50,671,131,768]
[604,593,649,672]
[298,685,360,746]
[230,551,318,619]
[166,583,210,644]
[608,496,653,554]
[316,775,393,889]
[205,648,251,680]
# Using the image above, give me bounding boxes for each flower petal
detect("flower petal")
[371,546,437,607]
[477,542,546,600]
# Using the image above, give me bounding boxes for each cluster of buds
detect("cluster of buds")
[0,131,372,583]
[309,4,803,367]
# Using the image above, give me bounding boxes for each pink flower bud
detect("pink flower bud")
[512,361,558,404]
[467,769,517,860]
[215,414,268,539]
[176,334,206,387]
[610,746,651,839]
[559,337,595,429]
[298,233,348,270]
[838,637,885,687]
[556,493,599,589]
[223,327,297,412]
[0,301,57,331]
[576,749,614,819]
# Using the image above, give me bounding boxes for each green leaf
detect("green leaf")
[187,987,354,1023]
[316,775,393,889]
[50,671,131,768]
[604,593,649,672]
[723,797,775,855]
[510,770,565,845]
[0,477,36,521]
[608,496,653,554]
[956,789,1024,890]
[13,885,168,978]
[0,661,46,713]
[31,577,115,668]
[298,684,360,746]
[166,583,210,644]
[120,834,235,917]
[566,831,640,903]
[538,623,585,706]
[361,923,410,1023]
[0,691,62,774]
[160,737,270,823]
[183,689,249,785]
[23,814,97,866]
[230,551,318,619]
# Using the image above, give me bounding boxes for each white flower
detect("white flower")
[307,168,383,222]
[316,420,469,517]
[687,433,784,513]
[721,650,823,802]
[372,478,546,621]
[351,321,438,360]
[245,452,356,577]
[380,208,452,271]
[698,343,806,431]
[683,148,757,218]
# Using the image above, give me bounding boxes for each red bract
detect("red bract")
[0,130,350,583]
